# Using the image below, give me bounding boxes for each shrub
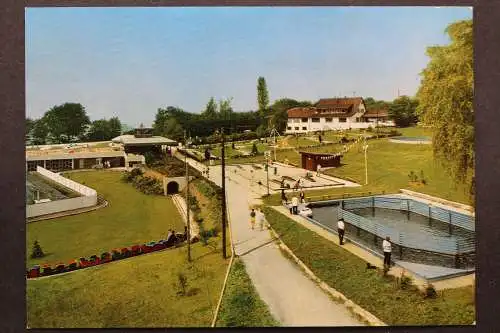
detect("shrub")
[408,171,418,182]
[419,170,427,185]
[42,265,53,276]
[30,240,45,259]
[424,284,438,299]
[399,274,413,290]
[55,263,66,274]
[111,250,121,261]
[251,142,258,155]
[176,272,189,296]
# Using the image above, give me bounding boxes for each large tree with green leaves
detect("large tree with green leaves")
[108,117,122,138]
[218,97,233,121]
[30,118,49,145]
[416,19,474,202]
[388,96,419,127]
[269,98,313,133]
[43,103,90,143]
[257,77,270,120]
[202,97,218,120]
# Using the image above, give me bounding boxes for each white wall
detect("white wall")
[27,166,98,218]
[27,196,97,218]
[285,117,394,134]
[36,166,97,196]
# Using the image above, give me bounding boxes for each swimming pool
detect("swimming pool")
[308,196,475,269]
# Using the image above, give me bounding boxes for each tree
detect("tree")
[257,77,270,120]
[30,240,45,259]
[163,118,184,141]
[416,19,473,202]
[86,119,111,141]
[43,103,90,143]
[388,96,419,127]
[202,97,218,120]
[218,98,233,121]
[108,117,122,138]
[364,97,391,111]
[31,118,49,145]
[269,98,313,133]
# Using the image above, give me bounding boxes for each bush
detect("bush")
[251,142,258,155]
[176,272,188,296]
[399,274,413,290]
[30,240,45,259]
[424,284,438,299]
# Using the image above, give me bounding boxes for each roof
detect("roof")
[113,135,177,146]
[317,97,364,108]
[287,97,366,118]
[287,107,318,118]
[27,151,125,161]
[299,151,343,157]
[362,109,389,117]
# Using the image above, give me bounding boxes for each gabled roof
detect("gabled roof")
[287,97,366,118]
[287,107,318,118]
[317,97,364,108]
[363,109,389,117]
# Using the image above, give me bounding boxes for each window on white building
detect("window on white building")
[325,118,333,122]
[287,126,292,130]
[311,118,320,123]
[295,127,299,130]
[301,118,308,122]
[339,118,347,123]
[302,127,307,130]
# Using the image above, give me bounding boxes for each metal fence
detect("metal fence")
[339,208,475,255]
[341,196,475,232]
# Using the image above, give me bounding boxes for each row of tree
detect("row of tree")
[26,103,122,145]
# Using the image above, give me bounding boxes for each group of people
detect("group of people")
[102,160,112,168]
[337,217,393,269]
[249,208,268,231]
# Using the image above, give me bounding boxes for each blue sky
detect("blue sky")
[26,7,472,127]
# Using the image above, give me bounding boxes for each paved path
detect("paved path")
[178,154,363,326]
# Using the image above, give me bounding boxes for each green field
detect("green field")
[26,171,185,268]
[263,207,475,326]
[216,258,279,327]
[261,127,471,205]
[27,239,229,328]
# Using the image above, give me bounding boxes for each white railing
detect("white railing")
[36,166,96,197]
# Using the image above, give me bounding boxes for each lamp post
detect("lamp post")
[363,144,369,185]
[265,152,270,196]
[220,128,228,259]
[184,130,191,262]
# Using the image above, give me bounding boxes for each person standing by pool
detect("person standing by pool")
[337,218,345,245]
[383,236,392,269]
[316,164,322,176]
[291,196,299,215]
[249,208,256,230]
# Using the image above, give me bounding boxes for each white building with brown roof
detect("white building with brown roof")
[285,97,394,134]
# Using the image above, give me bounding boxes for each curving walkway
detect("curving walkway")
[178,154,364,326]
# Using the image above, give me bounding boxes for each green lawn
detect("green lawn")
[262,207,475,326]
[216,258,279,327]
[26,171,185,268]
[261,127,471,206]
[27,238,229,328]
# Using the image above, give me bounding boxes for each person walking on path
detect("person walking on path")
[299,190,306,204]
[316,164,322,176]
[337,218,345,245]
[257,208,267,231]
[291,196,299,215]
[281,189,288,205]
[250,208,256,230]
[383,236,392,269]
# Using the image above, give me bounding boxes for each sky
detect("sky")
[26,7,472,127]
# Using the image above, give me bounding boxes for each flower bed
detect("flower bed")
[26,234,194,279]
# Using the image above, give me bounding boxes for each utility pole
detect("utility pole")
[220,128,228,259]
[184,130,191,262]
[363,144,369,185]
